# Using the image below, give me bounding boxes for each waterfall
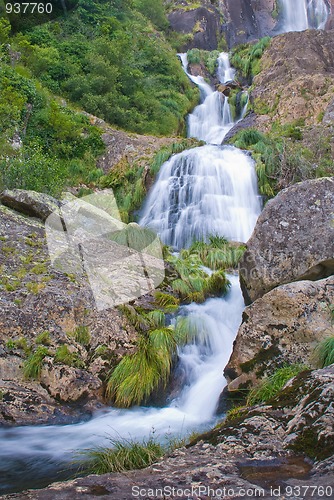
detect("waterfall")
[139,145,261,248]
[179,52,236,145]
[280,0,329,32]
[140,52,261,248]
[0,276,245,494]
[0,53,261,494]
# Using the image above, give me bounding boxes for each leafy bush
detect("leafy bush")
[246,364,306,405]
[231,37,271,81]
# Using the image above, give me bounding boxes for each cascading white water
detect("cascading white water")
[0,276,245,493]
[140,52,261,249]
[280,0,329,32]
[179,52,235,145]
[139,145,261,248]
[0,53,261,494]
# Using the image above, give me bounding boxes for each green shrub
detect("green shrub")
[246,364,306,405]
[78,437,164,474]
[23,346,49,379]
[313,336,334,368]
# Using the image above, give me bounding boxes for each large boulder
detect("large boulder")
[239,177,334,304]
[168,6,221,51]
[0,189,61,221]
[252,30,334,127]
[224,276,334,391]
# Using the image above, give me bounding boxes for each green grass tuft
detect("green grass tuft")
[313,336,334,368]
[23,346,49,380]
[246,364,306,405]
[78,437,164,475]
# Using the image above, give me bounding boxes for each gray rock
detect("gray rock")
[239,177,334,304]
[0,189,61,221]
[168,7,221,51]
[224,276,334,390]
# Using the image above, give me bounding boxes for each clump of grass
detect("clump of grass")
[225,405,248,423]
[313,336,334,368]
[154,291,180,313]
[108,304,200,407]
[247,364,306,405]
[106,334,173,407]
[30,263,47,275]
[26,282,46,294]
[167,251,230,303]
[78,437,164,475]
[230,36,271,81]
[23,346,49,379]
[54,345,84,368]
[35,331,51,346]
[72,326,91,346]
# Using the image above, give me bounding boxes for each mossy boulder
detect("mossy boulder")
[225,276,334,391]
[239,177,334,303]
[0,189,61,222]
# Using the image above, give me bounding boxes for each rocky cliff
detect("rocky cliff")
[167,0,333,49]
[0,196,138,425]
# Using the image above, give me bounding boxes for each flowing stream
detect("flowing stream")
[280,0,329,31]
[0,54,261,493]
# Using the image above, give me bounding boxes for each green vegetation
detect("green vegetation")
[230,37,271,81]
[72,325,91,346]
[54,344,84,368]
[78,437,164,475]
[187,48,220,75]
[168,251,230,303]
[108,303,200,407]
[1,0,197,137]
[246,364,306,405]
[230,125,334,198]
[99,139,198,222]
[187,235,246,270]
[313,336,334,368]
[23,345,49,379]
[35,331,51,345]
[224,405,248,423]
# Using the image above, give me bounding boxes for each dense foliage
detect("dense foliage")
[2,0,197,136]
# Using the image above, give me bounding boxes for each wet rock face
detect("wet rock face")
[239,177,334,304]
[221,0,277,48]
[224,276,334,390]
[0,204,137,425]
[168,6,221,50]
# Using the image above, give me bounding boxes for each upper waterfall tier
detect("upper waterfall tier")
[280,0,329,32]
[140,145,261,249]
[178,53,235,145]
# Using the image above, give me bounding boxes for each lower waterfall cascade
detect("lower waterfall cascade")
[280,0,329,32]
[0,53,262,493]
